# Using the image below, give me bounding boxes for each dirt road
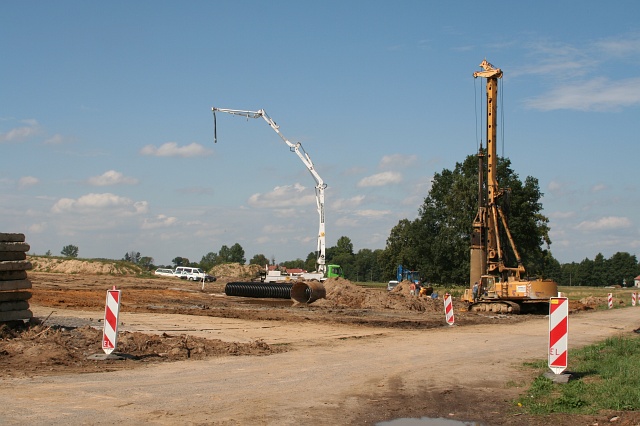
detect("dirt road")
[2,304,639,425]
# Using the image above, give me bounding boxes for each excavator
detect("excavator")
[462,60,558,314]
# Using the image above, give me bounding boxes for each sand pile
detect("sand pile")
[210,263,262,280]
[28,257,141,275]
[316,278,445,312]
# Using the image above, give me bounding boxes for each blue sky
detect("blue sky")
[2,1,639,267]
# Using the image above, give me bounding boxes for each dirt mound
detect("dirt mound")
[210,263,262,280]
[0,320,284,378]
[28,256,141,275]
[315,278,448,312]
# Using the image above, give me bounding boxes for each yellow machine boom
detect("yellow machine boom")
[465,60,558,314]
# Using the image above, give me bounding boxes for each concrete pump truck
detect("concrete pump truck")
[462,60,558,314]
[212,107,343,282]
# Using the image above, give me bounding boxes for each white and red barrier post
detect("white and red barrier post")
[549,297,568,375]
[443,293,455,326]
[632,292,637,307]
[102,286,121,355]
[607,293,613,309]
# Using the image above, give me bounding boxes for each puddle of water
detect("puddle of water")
[377,417,483,426]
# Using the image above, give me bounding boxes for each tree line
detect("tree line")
[558,252,639,287]
[53,152,639,286]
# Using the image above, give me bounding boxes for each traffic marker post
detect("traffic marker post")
[549,297,568,375]
[632,292,637,307]
[608,293,613,309]
[102,286,121,355]
[443,293,455,326]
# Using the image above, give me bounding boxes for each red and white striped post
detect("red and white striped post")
[549,297,568,374]
[607,293,613,309]
[632,292,637,307]
[102,286,121,355]
[443,293,455,326]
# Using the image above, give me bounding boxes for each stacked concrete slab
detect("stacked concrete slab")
[0,233,32,322]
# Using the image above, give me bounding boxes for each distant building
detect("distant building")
[635,275,640,288]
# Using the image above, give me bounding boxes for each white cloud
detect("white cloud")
[0,119,40,143]
[401,195,422,206]
[509,40,589,79]
[140,142,212,158]
[550,211,576,220]
[88,170,138,186]
[357,171,402,187]
[28,222,46,233]
[335,216,359,227]
[354,209,392,218]
[248,183,316,208]
[594,35,640,57]
[524,77,640,111]
[44,134,65,145]
[344,165,367,176]
[575,216,632,231]
[547,180,573,196]
[590,184,607,192]
[51,193,148,216]
[18,176,39,189]
[332,195,365,210]
[379,154,417,169]
[262,224,294,234]
[141,214,178,229]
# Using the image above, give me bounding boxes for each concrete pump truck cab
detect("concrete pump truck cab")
[211,107,343,282]
[462,60,558,314]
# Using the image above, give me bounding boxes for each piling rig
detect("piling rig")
[462,60,558,314]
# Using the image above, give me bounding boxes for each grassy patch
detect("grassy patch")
[517,334,640,414]
[559,286,639,309]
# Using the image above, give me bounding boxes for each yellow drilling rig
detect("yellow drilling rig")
[461,60,558,314]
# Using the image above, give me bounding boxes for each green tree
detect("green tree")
[353,248,382,282]
[229,243,246,264]
[217,245,231,263]
[60,244,79,258]
[280,259,305,269]
[559,252,639,287]
[592,253,608,286]
[608,252,639,287]
[379,219,422,281]
[199,252,218,271]
[336,236,354,256]
[217,243,246,264]
[560,261,580,286]
[250,253,270,267]
[304,252,316,272]
[172,256,189,267]
[123,251,141,264]
[540,251,561,282]
[327,236,355,279]
[575,257,594,286]
[139,256,154,270]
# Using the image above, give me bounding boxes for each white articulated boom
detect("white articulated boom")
[212,107,328,275]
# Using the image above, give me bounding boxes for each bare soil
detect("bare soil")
[1,270,639,425]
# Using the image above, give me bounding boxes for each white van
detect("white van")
[173,267,206,281]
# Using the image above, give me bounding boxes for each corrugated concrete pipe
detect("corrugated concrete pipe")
[224,281,326,304]
[291,281,326,304]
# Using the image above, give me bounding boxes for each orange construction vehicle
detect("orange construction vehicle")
[461,60,558,314]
